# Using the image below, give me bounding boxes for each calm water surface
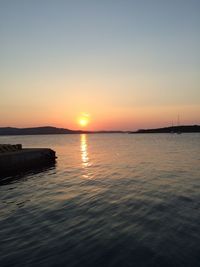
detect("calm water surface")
[0,134,200,267]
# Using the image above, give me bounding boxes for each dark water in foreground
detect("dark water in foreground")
[0,134,200,267]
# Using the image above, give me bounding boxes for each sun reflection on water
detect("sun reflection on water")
[81,134,89,167]
[80,134,92,179]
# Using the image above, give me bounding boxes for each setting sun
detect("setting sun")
[79,118,88,127]
[78,113,90,127]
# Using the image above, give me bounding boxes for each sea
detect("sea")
[0,133,200,267]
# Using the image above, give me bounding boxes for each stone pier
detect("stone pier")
[0,145,56,177]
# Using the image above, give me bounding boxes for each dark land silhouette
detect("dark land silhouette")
[131,125,200,134]
[0,126,123,135]
[0,125,199,135]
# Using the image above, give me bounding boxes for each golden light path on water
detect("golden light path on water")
[80,134,92,179]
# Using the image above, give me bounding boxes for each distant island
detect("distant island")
[0,125,199,136]
[0,126,124,135]
[130,125,200,134]
[0,126,83,135]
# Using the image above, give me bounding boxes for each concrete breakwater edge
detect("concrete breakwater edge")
[0,144,56,177]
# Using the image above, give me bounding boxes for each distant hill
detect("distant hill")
[130,125,200,134]
[0,126,85,135]
[0,126,124,135]
[0,125,199,136]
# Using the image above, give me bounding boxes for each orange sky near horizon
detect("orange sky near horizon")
[1,104,199,131]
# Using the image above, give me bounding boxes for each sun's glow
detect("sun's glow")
[78,113,90,127]
[79,118,88,127]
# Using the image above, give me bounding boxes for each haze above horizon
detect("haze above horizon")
[1,0,199,131]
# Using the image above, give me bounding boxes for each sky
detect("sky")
[0,0,199,130]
